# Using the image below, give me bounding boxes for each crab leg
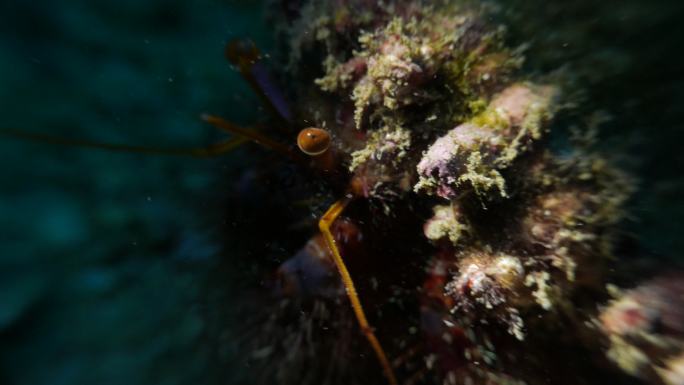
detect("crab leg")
[319,196,398,385]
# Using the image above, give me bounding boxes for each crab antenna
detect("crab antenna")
[225,38,292,124]
[200,114,303,163]
[0,128,247,157]
[319,196,399,385]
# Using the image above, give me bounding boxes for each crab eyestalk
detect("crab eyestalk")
[297,127,331,156]
[297,127,337,172]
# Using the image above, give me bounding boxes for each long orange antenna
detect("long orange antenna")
[0,127,246,157]
[200,114,303,163]
[319,196,399,385]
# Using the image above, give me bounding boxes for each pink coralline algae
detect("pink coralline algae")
[598,273,684,385]
[415,83,558,199]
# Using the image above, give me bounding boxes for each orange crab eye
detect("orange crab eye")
[297,127,331,156]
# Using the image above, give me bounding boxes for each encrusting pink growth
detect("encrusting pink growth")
[416,123,495,199]
[598,273,684,385]
[415,83,558,199]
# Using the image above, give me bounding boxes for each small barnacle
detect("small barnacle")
[444,251,528,340]
[446,257,506,311]
[492,255,525,289]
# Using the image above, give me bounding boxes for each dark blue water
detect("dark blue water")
[0,1,273,384]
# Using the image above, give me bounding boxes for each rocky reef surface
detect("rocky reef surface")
[237,1,684,384]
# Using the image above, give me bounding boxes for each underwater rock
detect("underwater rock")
[240,0,662,384]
